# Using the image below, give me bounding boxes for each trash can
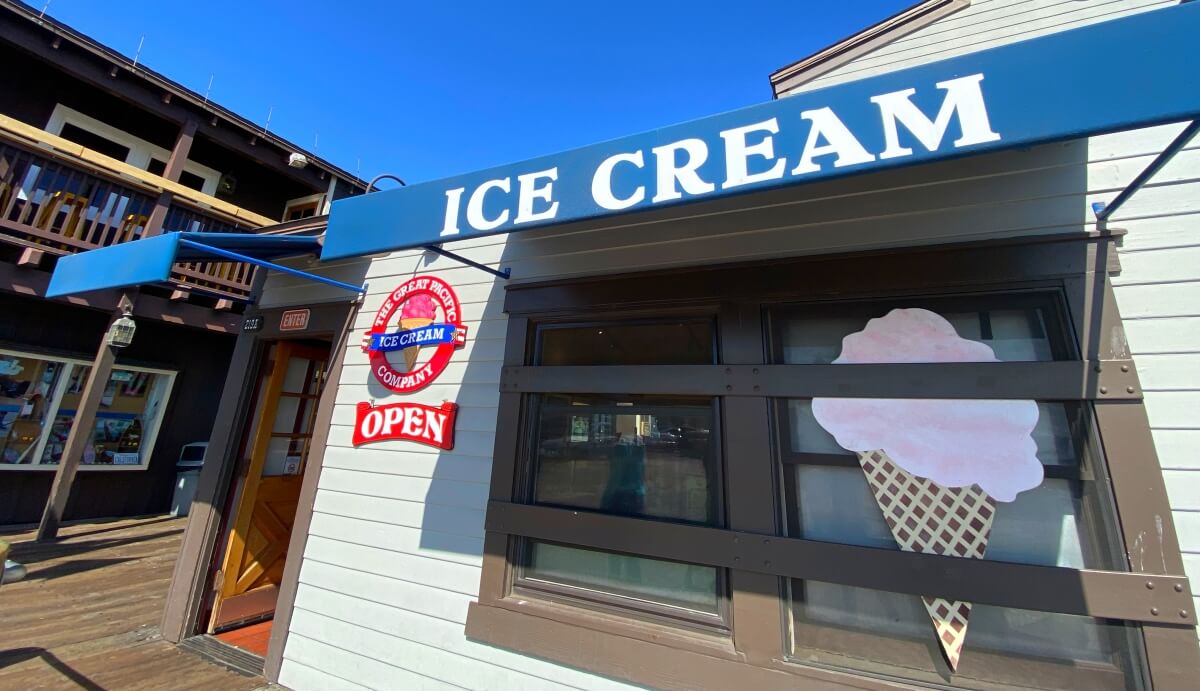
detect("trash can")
[171,442,208,516]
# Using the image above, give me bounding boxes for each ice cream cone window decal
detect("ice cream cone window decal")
[810,308,1044,671]
[363,276,468,394]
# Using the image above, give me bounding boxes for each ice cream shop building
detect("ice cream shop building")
[46,1,1200,689]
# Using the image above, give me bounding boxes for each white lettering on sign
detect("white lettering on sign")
[514,168,559,224]
[437,73,999,234]
[466,177,511,231]
[720,118,786,189]
[592,151,646,210]
[871,74,1000,159]
[439,187,466,237]
[792,107,876,175]
[353,401,458,450]
[651,138,716,203]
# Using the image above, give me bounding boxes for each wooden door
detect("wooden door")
[210,340,329,631]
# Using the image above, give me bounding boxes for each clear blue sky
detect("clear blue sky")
[44,0,913,183]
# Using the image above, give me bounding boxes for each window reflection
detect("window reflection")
[0,353,65,464]
[537,320,714,366]
[525,541,719,616]
[0,349,174,468]
[532,395,718,525]
[776,298,1063,364]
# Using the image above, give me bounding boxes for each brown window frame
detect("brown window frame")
[466,234,1199,690]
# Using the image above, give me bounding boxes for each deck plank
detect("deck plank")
[0,515,264,690]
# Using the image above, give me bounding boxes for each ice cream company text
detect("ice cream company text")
[364,276,467,394]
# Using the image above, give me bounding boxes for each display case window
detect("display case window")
[0,348,175,470]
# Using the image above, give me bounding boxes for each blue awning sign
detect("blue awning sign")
[322,3,1200,261]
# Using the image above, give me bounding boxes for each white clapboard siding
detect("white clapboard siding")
[304,534,481,596]
[307,513,482,569]
[321,445,494,483]
[783,0,1177,95]
[272,3,1200,686]
[317,467,489,512]
[1152,430,1200,470]
[313,490,485,539]
[292,584,635,690]
[277,658,372,691]
[284,634,460,690]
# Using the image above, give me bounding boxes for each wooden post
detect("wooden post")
[36,296,134,542]
[143,119,198,238]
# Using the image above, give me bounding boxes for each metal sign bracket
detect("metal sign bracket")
[423,244,511,280]
[1093,119,1199,224]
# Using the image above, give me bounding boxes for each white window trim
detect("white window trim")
[283,191,327,221]
[0,347,177,472]
[45,104,222,197]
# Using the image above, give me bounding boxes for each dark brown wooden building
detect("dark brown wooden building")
[0,0,365,524]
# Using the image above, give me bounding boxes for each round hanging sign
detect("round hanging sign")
[363,275,468,394]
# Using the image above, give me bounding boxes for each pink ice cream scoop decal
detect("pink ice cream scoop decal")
[811,308,1043,671]
[812,308,1043,502]
[399,294,437,321]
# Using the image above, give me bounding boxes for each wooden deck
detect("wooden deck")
[0,515,266,690]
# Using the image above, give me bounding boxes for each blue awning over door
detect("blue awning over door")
[45,232,324,298]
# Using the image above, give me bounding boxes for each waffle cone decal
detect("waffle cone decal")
[812,309,1042,671]
[857,449,996,669]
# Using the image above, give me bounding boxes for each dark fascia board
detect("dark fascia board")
[769,0,971,98]
[0,0,367,191]
[259,215,330,237]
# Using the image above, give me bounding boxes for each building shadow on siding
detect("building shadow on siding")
[388,250,505,559]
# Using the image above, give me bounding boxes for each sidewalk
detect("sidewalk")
[0,515,266,690]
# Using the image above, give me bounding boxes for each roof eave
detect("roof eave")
[769,0,971,98]
[1,0,368,189]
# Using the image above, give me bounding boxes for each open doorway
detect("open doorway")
[204,339,331,655]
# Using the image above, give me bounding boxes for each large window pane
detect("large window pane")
[0,352,67,465]
[523,541,719,617]
[532,394,717,524]
[43,367,173,466]
[791,580,1145,690]
[783,400,1115,570]
[774,294,1067,364]
[772,295,1139,686]
[537,319,714,365]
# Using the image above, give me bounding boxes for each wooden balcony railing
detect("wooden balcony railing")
[0,123,276,301]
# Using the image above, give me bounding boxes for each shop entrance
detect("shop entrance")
[206,339,331,647]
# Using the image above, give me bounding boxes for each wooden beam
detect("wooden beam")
[144,119,199,237]
[169,290,189,301]
[37,295,132,541]
[17,248,44,267]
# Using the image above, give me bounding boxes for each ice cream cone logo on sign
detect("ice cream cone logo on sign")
[811,308,1043,672]
[363,276,468,394]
